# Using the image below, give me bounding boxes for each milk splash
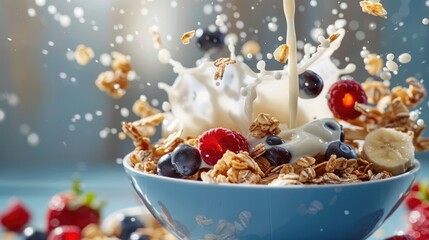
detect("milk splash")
[158,0,356,138]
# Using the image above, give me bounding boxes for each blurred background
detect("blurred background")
[0,0,428,238]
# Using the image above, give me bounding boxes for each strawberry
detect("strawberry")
[46,178,105,234]
[0,199,31,232]
[48,225,80,240]
[384,234,414,240]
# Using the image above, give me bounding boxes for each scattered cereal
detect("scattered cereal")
[213,57,236,80]
[273,44,289,63]
[180,30,196,45]
[74,44,94,65]
[359,0,387,19]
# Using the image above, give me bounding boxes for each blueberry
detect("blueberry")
[325,141,357,161]
[262,146,292,166]
[196,29,225,52]
[129,232,150,240]
[265,135,284,146]
[171,144,202,176]
[23,227,47,240]
[298,70,324,99]
[157,154,182,178]
[120,216,145,240]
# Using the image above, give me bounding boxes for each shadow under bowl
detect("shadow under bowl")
[123,155,420,240]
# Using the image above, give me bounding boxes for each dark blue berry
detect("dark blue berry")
[196,29,225,52]
[23,227,47,240]
[171,144,202,176]
[120,215,145,240]
[298,70,324,99]
[157,154,182,178]
[129,232,150,240]
[265,135,284,146]
[262,146,292,166]
[325,141,357,161]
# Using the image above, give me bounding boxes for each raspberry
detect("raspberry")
[198,128,249,165]
[327,79,367,120]
[0,199,31,232]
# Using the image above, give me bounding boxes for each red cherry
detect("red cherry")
[327,79,367,120]
[411,183,420,192]
[48,225,80,240]
[198,127,249,165]
[0,199,31,232]
[408,204,429,240]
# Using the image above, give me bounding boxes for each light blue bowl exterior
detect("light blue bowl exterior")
[124,157,420,240]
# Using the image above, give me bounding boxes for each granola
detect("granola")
[213,57,236,80]
[181,30,196,45]
[273,44,289,63]
[359,0,387,19]
[249,113,281,138]
[75,44,94,65]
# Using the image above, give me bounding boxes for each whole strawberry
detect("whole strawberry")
[46,178,105,234]
[0,199,31,232]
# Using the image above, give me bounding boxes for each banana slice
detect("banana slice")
[362,128,414,175]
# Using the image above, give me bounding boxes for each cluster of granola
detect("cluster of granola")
[345,77,429,151]
[95,52,133,98]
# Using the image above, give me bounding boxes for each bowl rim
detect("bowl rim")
[123,153,420,189]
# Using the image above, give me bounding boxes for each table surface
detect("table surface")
[1,159,428,240]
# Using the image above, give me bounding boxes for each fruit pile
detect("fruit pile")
[0,180,171,240]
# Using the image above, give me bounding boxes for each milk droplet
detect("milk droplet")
[409,111,419,121]
[360,49,370,58]
[386,53,395,61]
[27,133,40,147]
[120,108,129,117]
[380,71,392,81]
[417,119,424,126]
[0,109,5,122]
[47,5,57,14]
[99,129,109,139]
[158,49,171,64]
[256,60,266,71]
[95,111,103,116]
[423,18,429,25]
[59,15,71,28]
[398,53,411,64]
[162,101,171,112]
[28,8,37,17]
[84,113,93,121]
[386,60,398,72]
[73,7,84,18]
[35,0,46,7]
[100,53,112,66]
[268,22,278,32]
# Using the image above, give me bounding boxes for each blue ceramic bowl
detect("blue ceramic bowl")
[124,156,420,240]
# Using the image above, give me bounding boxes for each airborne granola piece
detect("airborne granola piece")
[249,113,281,138]
[359,0,387,19]
[132,99,161,118]
[213,57,236,80]
[111,51,132,74]
[328,33,340,43]
[74,44,94,65]
[95,70,129,98]
[273,44,289,63]
[181,30,196,45]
